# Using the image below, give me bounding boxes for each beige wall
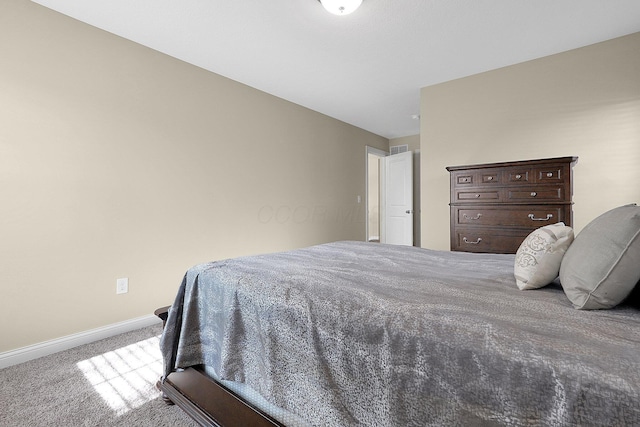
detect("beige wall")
[0,0,388,352]
[421,32,640,250]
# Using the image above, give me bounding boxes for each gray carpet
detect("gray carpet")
[0,324,198,426]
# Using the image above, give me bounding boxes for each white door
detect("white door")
[381,151,413,246]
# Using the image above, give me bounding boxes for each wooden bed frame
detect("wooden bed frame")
[154,306,285,427]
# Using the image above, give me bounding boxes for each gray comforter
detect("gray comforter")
[160,241,640,426]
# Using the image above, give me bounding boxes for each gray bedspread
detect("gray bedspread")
[160,241,640,426]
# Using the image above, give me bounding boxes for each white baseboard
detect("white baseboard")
[0,314,162,369]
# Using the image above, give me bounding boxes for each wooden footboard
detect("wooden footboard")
[157,367,284,427]
[155,307,285,427]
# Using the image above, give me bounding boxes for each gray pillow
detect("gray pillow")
[559,204,640,309]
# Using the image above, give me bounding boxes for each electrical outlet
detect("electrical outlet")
[116,278,129,294]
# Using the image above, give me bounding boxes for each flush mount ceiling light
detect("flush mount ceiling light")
[319,0,363,15]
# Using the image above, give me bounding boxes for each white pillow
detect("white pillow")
[514,222,574,290]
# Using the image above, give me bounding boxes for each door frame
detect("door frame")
[365,146,388,242]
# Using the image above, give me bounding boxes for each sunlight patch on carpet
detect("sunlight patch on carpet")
[76,335,162,416]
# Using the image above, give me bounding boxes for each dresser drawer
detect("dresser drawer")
[535,165,566,183]
[454,190,501,202]
[452,171,501,187]
[451,228,527,254]
[506,187,563,202]
[503,164,568,185]
[505,168,532,184]
[454,206,565,227]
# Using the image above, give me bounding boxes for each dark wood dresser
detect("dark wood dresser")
[446,156,578,254]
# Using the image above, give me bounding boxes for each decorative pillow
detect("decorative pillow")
[559,204,640,309]
[514,222,574,290]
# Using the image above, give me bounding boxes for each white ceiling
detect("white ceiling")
[31,0,640,139]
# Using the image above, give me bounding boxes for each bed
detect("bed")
[158,235,640,426]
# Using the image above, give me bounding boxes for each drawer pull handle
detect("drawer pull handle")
[463,213,482,220]
[463,237,483,245]
[475,194,481,198]
[530,192,537,197]
[487,176,493,181]
[515,174,522,179]
[546,172,553,177]
[528,213,553,221]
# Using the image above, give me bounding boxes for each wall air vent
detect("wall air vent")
[390,144,409,155]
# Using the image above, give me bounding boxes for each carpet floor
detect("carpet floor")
[0,324,198,426]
